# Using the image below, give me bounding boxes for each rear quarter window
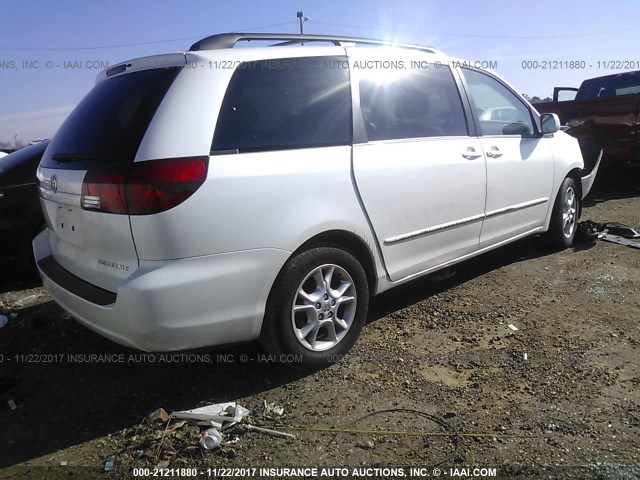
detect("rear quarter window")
[212,56,352,152]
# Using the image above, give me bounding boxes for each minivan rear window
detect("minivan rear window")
[41,68,180,170]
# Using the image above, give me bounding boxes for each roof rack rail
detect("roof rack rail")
[189,33,441,55]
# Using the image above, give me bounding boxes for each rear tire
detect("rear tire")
[260,247,369,370]
[545,177,579,249]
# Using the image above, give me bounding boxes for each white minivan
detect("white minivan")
[34,33,597,369]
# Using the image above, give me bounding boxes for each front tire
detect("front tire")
[260,247,369,370]
[545,176,579,249]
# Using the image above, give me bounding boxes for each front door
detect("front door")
[459,67,554,248]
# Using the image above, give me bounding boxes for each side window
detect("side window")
[461,68,534,136]
[359,65,468,141]
[212,56,351,152]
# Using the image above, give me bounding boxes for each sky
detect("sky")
[0,0,638,145]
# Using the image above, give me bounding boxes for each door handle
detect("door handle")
[0,191,4,199]
[486,146,503,158]
[462,147,482,160]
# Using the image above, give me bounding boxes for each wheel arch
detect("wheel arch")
[544,167,583,231]
[259,229,378,364]
[290,229,378,295]
[567,167,583,218]
[567,167,583,199]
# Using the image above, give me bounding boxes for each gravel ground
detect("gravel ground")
[0,167,639,480]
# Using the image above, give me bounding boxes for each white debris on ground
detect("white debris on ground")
[121,400,296,469]
[262,400,285,418]
[173,402,250,429]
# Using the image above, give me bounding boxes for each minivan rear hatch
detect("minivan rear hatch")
[37,63,182,292]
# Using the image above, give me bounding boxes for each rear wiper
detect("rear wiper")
[52,153,97,163]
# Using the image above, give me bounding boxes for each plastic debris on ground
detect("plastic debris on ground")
[598,222,640,239]
[576,220,640,249]
[0,314,7,328]
[262,400,285,418]
[246,424,295,439]
[121,401,297,466]
[7,399,17,410]
[507,324,519,331]
[223,436,240,446]
[173,402,250,429]
[104,457,115,472]
[0,288,51,311]
[601,234,640,250]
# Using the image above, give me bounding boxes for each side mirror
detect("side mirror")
[502,122,532,136]
[540,113,561,134]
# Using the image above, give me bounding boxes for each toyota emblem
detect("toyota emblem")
[50,175,58,193]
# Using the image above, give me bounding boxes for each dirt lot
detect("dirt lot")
[0,167,639,479]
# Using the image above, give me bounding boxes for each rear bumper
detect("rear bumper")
[33,231,290,351]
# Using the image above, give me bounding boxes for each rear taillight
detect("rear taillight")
[128,157,208,215]
[81,157,208,215]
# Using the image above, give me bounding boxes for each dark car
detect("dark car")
[0,141,49,270]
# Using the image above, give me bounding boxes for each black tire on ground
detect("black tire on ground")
[260,247,369,370]
[545,176,579,249]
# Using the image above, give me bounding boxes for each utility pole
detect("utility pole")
[297,11,309,35]
[14,134,17,149]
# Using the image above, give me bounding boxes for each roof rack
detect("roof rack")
[189,33,440,54]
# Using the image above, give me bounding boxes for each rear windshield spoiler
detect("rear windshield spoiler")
[96,53,187,84]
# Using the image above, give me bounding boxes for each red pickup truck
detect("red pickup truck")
[534,70,640,169]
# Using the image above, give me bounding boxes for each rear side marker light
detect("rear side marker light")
[81,157,208,215]
[81,168,128,214]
